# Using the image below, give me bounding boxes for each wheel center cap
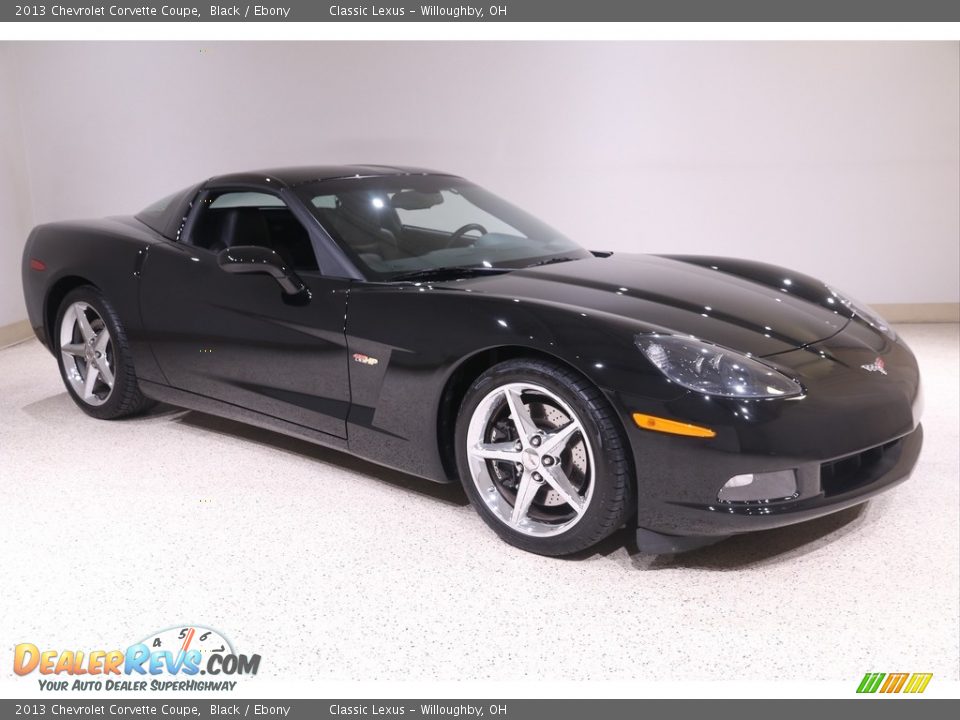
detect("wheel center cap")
[521,448,540,471]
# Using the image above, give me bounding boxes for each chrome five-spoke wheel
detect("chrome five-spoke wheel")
[465,382,595,537]
[59,301,116,406]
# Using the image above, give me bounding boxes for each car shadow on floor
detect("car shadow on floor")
[169,404,876,570]
[26,395,874,569]
[168,406,470,508]
[572,503,871,570]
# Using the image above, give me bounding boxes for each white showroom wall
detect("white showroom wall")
[1,41,957,328]
[0,45,34,330]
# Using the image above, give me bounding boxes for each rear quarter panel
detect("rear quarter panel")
[21,216,168,383]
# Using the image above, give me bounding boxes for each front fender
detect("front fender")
[342,283,682,483]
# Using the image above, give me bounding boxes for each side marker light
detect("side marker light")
[632,412,716,438]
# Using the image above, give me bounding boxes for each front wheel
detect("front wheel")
[55,286,153,420]
[455,358,634,556]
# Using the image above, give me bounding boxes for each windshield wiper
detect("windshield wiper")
[524,256,580,268]
[387,266,509,283]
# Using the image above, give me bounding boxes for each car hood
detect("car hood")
[450,253,853,357]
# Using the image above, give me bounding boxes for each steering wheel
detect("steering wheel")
[446,223,488,249]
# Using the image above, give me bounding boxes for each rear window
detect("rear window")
[136,184,200,240]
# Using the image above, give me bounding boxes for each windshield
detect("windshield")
[294,176,590,280]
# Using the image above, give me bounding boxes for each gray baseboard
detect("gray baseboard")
[0,319,33,348]
[872,303,960,323]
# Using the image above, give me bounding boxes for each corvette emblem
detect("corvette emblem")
[352,353,379,366]
[861,357,887,375]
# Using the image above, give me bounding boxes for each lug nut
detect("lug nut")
[542,456,554,466]
[532,472,543,482]
[530,435,541,447]
[514,441,522,451]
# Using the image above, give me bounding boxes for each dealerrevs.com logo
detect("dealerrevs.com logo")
[14,625,261,692]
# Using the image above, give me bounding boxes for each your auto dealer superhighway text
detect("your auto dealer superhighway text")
[43,5,291,18]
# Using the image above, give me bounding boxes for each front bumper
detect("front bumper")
[615,319,924,547]
[634,424,921,549]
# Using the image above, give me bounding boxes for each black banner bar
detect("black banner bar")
[4,0,960,23]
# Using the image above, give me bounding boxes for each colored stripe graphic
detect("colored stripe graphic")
[880,673,909,693]
[903,673,933,694]
[857,672,932,694]
[857,673,885,693]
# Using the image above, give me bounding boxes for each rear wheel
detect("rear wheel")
[55,286,153,419]
[455,358,633,556]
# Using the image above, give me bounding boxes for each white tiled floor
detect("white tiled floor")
[1,324,957,685]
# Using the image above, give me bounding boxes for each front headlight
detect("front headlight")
[636,334,803,399]
[826,285,896,340]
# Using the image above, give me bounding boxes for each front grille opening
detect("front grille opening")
[820,438,902,496]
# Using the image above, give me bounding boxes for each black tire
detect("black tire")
[54,286,154,420]
[455,358,634,556]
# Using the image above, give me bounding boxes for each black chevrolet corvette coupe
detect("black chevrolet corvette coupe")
[21,166,923,555]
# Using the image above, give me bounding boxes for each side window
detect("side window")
[189,191,319,271]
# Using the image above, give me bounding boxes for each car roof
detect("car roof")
[207,165,461,189]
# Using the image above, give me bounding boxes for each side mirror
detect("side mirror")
[217,246,311,302]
